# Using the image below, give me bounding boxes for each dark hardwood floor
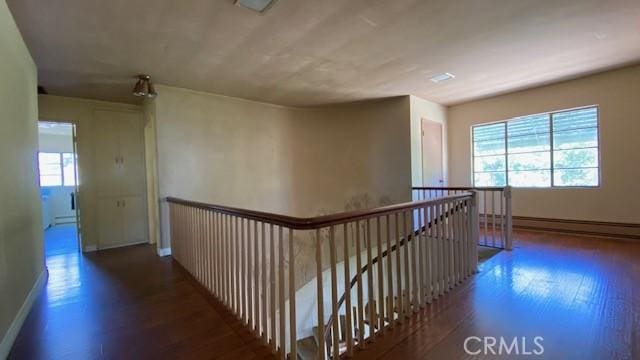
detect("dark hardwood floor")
[9,244,273,360]
[9,231,639,359]
[352,230,640,359]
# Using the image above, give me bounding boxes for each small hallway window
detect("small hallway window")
[38,152,77,187]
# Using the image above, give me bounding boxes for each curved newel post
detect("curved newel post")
[469,190,480,273]
[288,228,297,360]
[315,229,326,360]
[504,186,513,250]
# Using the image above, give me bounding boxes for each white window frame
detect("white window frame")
[38,151,77,187]
[471,105,601,188]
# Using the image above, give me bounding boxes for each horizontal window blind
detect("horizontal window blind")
[472,106,599,187]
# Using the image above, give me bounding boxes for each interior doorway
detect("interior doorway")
[37,121,81,257]
[421,118,444,186]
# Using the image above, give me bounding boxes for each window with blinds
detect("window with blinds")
[38,152,77,187]
[472,106,599,187]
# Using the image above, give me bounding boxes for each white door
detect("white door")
[421,119,444,186]
[117,113,146,196]
[121,195,146,245]
[97,197,123,249]
[93,111,122,196]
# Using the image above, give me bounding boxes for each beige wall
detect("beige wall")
[448,64,640,223]
[0,1,43,355]
[154,86,298,216]
[38,95,144,250]
[154,86,412,214]
[153,85,412,249]
[287,97,412,217]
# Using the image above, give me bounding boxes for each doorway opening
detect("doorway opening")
[38,121,81,257]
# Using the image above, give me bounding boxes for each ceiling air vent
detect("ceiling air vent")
[430,73,456,83]
[235,0,278,13]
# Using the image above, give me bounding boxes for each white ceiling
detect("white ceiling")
[8,0,640,106]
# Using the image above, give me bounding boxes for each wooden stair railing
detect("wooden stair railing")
[320,201,468,357]
[167,191,479,360]
[413,186,512,250]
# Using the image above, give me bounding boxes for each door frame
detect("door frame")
[38,119,83,252]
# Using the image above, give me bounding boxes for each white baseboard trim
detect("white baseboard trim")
[85,241,153,253]
[0,269,48,359]
[157,247,172,257]
[513,216,640,240]
[96,240,149,251]
[83,244,98,252]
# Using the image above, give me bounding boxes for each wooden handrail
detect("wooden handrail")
[412,186,506,191]
[166,193,473,230]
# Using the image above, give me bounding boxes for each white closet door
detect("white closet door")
[93,111,122,196]
[97,197,123,249]
[117,112,146,196]
[121,195,146,245]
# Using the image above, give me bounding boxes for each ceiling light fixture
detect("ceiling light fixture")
[132,75,157,98]
[235,0,278,13]
[430,72,456,83]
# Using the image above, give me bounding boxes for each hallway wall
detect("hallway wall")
[0,1,44,356]
[153,85,413,228]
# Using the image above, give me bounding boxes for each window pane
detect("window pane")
[552,107,597,132]
[474,155,506,172]
[473,122,506,187]
[507,114,549,137]
[507,133,550,153]
[553,148,598,169]
[473,123,505,142]
[554,168,598,187]
[38,152,62,187]
[62,153,76,186]
[508,151,550,171]
[509,170,551,187]
[472,106,599,189]
[553,127,598,150]
[474,137,505,156]
[40,175,62,187]
[474,172,506,187]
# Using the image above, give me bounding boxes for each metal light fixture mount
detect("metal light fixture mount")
[132,75,157,98]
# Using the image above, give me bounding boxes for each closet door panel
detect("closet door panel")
[118,113,146,196]
[121,195,146,245]
[92,111,122,196]
[97,197,123,249]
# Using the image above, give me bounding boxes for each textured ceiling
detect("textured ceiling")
[7,0,640,106]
